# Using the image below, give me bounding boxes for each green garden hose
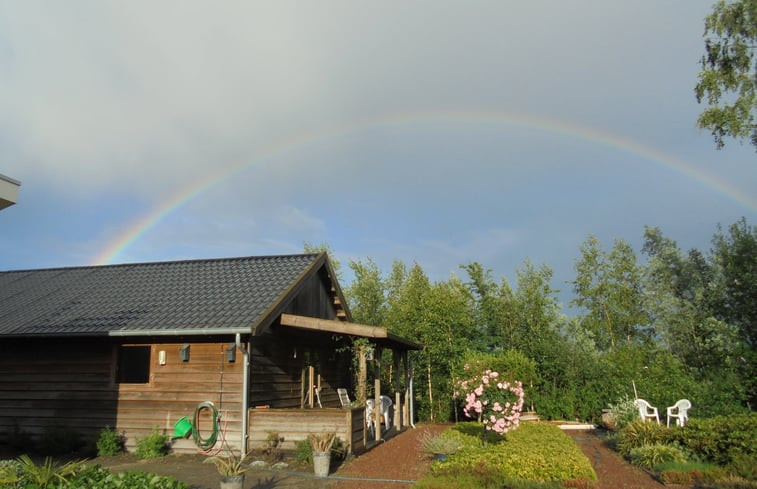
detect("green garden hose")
[192,401,220,450]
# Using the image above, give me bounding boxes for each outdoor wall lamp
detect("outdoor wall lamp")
[226,344,236,363]
[179,344,190,362]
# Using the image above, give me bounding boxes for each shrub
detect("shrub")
[669,413,757,466]
[655,460,726,485]
[135,426,170,459]
[428,423,596,484]
[728,452,757,480]
[262,432,283,462]
[415,471,567,489]
[96,426,125,456]
[616,420,672,457]
[603,395,638,430]
[13,455,85,489]
[62,465,188,488]
[294,439,312,464]
[628,443,687,470]
[420,430,463,456]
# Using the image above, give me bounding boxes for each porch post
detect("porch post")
[402,350,410,429]
[393,349,401,430]
[357,343,367,405]
[374,346,383,441]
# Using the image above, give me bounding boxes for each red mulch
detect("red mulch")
[330,423,449,488]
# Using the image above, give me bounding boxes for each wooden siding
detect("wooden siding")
[117,342,244,454]
[248,335,351,410]
[248,407,366,454]
[0,339,116,448]
[0,339,244,455]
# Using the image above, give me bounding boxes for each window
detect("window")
[117,346,151,383]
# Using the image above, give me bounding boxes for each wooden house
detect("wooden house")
[0,253,420,455]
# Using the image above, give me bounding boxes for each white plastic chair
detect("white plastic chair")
[666,399,691,427]
[635,398,660,424]
[365,395,393,434]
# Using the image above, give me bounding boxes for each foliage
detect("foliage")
[0,460,18,485]
[415,469,569,489]
[203,451,250,476]
[669,413,757,466]
[342,219,755,423]
[295,435,345,465]
[430,423,596,483]
[419,430,463,456]
[603,395,639,430]
[308,432,336,452]
[262,432,283,462]
[628,443,688,470]
[134,426,170,459]
[294,439,313,464]
[728,452,757,480]
[695,0,757,150]
[12,455,84,488]
[458,367,525,436]
[57,465,187,489]
[616,420,674,457]
[656,460,727,485]
[571,236,649,351]
[96,426,125,457]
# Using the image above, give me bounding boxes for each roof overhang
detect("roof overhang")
[0,173,21,210]
[279,313,422,350]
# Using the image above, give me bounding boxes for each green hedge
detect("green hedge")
[669,413,757,466]
[420,423,596,486]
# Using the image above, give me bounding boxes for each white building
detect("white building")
[0,173,21,210]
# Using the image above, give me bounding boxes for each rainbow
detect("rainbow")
[93,110,757,265]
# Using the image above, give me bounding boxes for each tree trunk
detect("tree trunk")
[427,361,434,422]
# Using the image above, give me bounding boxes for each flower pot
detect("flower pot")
[312,450,331,477]
[220,474,245,489]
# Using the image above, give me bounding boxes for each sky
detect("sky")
[1,1,755,309]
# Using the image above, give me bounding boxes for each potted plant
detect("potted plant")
[420,430,462,462]
[204,451,251,489]
[308,433,336,477]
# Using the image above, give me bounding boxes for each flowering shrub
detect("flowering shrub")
[458,366,525,436]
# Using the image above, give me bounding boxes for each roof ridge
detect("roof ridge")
[0,253,321,274]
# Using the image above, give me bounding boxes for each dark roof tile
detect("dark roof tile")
[0,254,320,337]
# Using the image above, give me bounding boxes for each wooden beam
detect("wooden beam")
[280,314,388,339]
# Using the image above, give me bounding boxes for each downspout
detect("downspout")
[235,333,250,454]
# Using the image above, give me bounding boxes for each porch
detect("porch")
[247,314,420,454]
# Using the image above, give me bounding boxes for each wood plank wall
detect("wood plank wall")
[118,342,243,455]
[0,339,115,449]
[247,407,365,454]
[248,335,351,410]
[0,339,243,455]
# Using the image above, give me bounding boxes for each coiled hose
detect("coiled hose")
[192,401,219,451]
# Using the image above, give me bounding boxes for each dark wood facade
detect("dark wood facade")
[0,254,418,456]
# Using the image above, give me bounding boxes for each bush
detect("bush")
[415,470,567,489]
[603,395,638,430]
[420,430,463,456]
[96,426,125,456]
[628,443,687,470]
[655,460,726,485]
[427,423,596,484]
[616,420,673,457]
[669,413,757,466]
[57,465,188,489]
[135,426,170,459]
[294,439,312,464]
